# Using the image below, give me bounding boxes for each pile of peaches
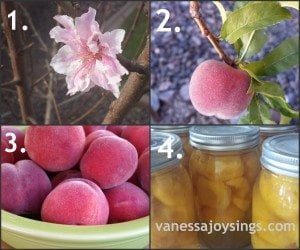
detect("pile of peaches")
[1,125,149,225]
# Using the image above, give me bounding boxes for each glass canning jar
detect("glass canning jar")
[189,126,260,248]
[151,126,192,170]
[151,131,200,249]
[252,133,299,249]
[259,125,298,142]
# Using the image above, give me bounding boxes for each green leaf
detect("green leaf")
[212,1,227,23]
[234,39,243,55]
[239,114,251,124]
[253,82,298,118]
[240,95,275,124]
[234,1,249,10]
[239,64,264,85]
[279,1,299,10]
[243,37,299,76]
[221,2,291,44]
[238,30,267,60]
[263,95,298,118]
[279,114,292,124]
[248,96,263,124]
[252,81,285,97]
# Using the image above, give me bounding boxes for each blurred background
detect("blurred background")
[1,1,149,125]
[150,1,299,124]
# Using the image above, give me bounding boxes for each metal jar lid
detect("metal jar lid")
[261,133,299,178]
[259,125,298,134]
[189,126,259,151]
[151,131,183,171]
[151,126,189,135]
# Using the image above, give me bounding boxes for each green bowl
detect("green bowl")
[1,210,149,249]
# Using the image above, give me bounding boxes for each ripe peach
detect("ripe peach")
[84,129,116,152]
[121,126,149,156]
[189,60,253,119]
[104,182,149,223]
[41,178,109,225]
[1,126,28,162]
[1,160,51,214]
[25,126,85,172]
[137,148,150,194]
[51,169,82,188]
[80,136,138,189]
[1,140,14,163]
[83,125,107,135]
[106,126,126,136]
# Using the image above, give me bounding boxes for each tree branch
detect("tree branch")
[1,1,31,123]
[103,39,149,124]
[189,1,235,66]
[117,54,148,75]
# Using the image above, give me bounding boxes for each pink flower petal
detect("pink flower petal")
[75,7,99,41]
[102,55,129,76]
[87,33,101,54]
[66,60,95,95]
[50,45,76,74]
[90,60,120,98]
[49,26,81,51]
[53,15,75,30]
[100,29,125,54]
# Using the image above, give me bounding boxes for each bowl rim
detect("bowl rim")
[1,210,149,242]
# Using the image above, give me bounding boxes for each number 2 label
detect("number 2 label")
[156,9,171,32]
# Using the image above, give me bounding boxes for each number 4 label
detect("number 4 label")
[157,136,174,158]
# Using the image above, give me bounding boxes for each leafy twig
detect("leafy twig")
[189,1,235,66]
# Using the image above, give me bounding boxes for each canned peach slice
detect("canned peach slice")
[251,234,278,249]
[226,177,250,198]
[259,170,298,221]
[232,197,250,211]
[213,155,244,181]
[197,177,231,210]
[252,184,298,248]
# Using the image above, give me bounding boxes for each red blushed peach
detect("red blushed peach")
[1,160,51,214]
[84,129,116,152]
[25,126,85,172]
[104,182,149,223]
[137,148,150,194]
[1,126,28,162]
[80,136,138,189]
[189,60,253,119]
[106,126,126,136]
[121,126,149,156]
[1,140,14,163]
[51,169,82,188]
[83,126,107,135]
[41,178,109,225]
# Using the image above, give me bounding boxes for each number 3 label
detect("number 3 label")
[5,132,17,153]
[156,9,171,32]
